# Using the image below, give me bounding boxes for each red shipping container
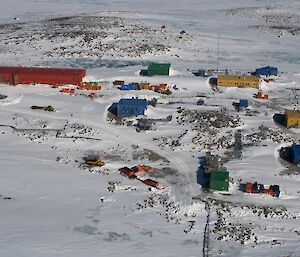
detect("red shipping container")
[264,94,269,100]
[79,85,102,91]
[245,182,253,193]
[149,85,159,91]
[142,179,160,188]
[60,88,75,94]
[113,80,125,86]
[0,66,86,86]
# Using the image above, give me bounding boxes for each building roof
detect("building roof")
[119,98,147,106]
[148,63,171,69]
[0,66,86,76]
[285,110,300,116]
[256,66,277,71]
[146,63,171,76]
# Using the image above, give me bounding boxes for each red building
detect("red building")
[0,66,86,86]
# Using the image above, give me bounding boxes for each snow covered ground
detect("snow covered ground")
[1,1,300,257]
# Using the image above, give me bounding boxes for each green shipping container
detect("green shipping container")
[147,63,170,76]
[209,171,229,191]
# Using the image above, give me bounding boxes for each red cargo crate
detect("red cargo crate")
[113,80,125,86]
[245,182,253,193]
[60,88,75,94]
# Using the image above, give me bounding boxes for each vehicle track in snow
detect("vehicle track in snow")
[1,107,198,203]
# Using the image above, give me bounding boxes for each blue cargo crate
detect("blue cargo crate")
[270,185,280,197]
[239,183,246,192]
[239,99,249,108]
[120,84,137,90]
[258,184,264,193]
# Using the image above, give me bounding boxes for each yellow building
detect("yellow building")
[217,75,260,89]
[285,110,300,128]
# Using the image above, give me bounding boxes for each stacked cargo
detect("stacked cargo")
[239,182,280,197]
[79,82,102,90]
[60,88,75,95]
[119,166,163,190]
[139,82,150,90]
[119,83,139,91]
[113,80,125,86]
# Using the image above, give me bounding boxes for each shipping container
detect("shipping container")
[113,80,125,86]
[119,84,139,90]
[148,85,159,91]
[139,82,150,90]
[60,88,75,94]
[142,179,160,188]
[79,85,102,91]
[0,66,86,86]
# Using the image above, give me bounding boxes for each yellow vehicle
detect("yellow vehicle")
[85,160,105,167]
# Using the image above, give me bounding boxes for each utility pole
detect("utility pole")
[216,33,220,72]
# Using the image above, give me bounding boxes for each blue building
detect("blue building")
[279,144,300,165]
[196,156,210,188]
[116,98,148,117]
[255,66,278,76]
[290,144,300,164]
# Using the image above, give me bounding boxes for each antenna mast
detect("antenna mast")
[216,33,220,72]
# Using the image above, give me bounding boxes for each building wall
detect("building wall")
[285,111,300,128]
[291,145,300,164]
[256,66,278,76]
[209,171,229,191]
[147,63,170,76]
[217,75,260,89]
[116,99,147,117]
[0,66,86,86]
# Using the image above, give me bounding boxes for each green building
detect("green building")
[209,171,229,191]
[146,63,171,76]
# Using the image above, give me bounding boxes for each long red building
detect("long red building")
[0,66,86,86]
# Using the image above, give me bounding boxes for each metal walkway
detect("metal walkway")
[203,201,210,257]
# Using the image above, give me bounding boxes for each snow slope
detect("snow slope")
[1,1,300,257]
